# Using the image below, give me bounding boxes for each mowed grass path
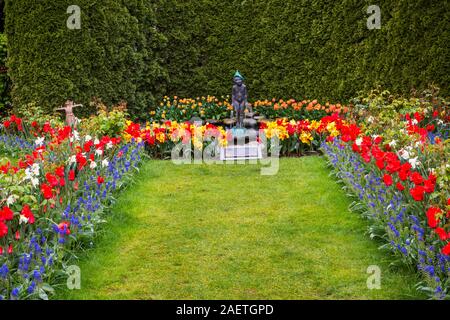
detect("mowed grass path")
[59,157,423,300]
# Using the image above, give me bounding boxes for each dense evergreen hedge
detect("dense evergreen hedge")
[4,0,449,116]
[158,0,449,100]
[0,0,4,33]
[5,0,166,117]
[0,0,9,115]
[0,33,9,115]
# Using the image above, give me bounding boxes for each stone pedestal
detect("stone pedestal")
[220,128,262,161]
[220,141,262,161]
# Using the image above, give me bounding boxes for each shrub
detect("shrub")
[156,0,450,101]
[4,0,166,117]
[4,1,449,118]
[0,32,9,116]
[79,100,129,138]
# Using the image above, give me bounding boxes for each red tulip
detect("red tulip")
[55,166,65,178]
[45,173,59,187]
[40,183,53,199]
[383,174,393,186]
[69,170,75,181]
[426,207,441,229]
[0,207,14,221]
[376,159,385,170]
[0,221,8,238]
[435,228,449,241]
[424,179,435,194]
[410,186,425,202]
[442,243,450,256]
[21,205,35,224]
[396,182,405,191]
[409,172,423,185]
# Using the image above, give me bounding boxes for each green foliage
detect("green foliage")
[0,32,9,115]
[4,0,449,117]
[4,0,166,118]
[350,86,449,142]
[156,0,450,101]
[0,0,4,32]
[15,102,64,128]
[80,102,129,138]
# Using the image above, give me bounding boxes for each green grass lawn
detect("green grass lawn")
[58,157,423,300]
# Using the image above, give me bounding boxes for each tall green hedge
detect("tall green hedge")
[0,32,9,115]
[0,0,8,115]
[157,0,450,100]
[5,0,166,117]
[5,0,449,116]
[0,0,4,33]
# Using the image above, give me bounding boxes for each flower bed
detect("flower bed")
[150,96,232,122]
[252,99,351,121]
[150,96,351,123]
[123,120,230,159]
[0,115,144,299]
[0,90,448,299]
[321,95,450,299]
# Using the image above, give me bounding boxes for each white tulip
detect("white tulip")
[73,130,80,141]
[69,155,77,165]
[409,157,420,169]
[399,149,410,160]
[102,159,109,168]
[31,177,39,188]
[19,215,29,225]
[32,163,40,176]
[7,195,16,206]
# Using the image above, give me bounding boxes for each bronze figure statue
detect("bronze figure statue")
[232,71,248,128]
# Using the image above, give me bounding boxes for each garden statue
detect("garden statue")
[56,100,82,127]
[232,70,248,128]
